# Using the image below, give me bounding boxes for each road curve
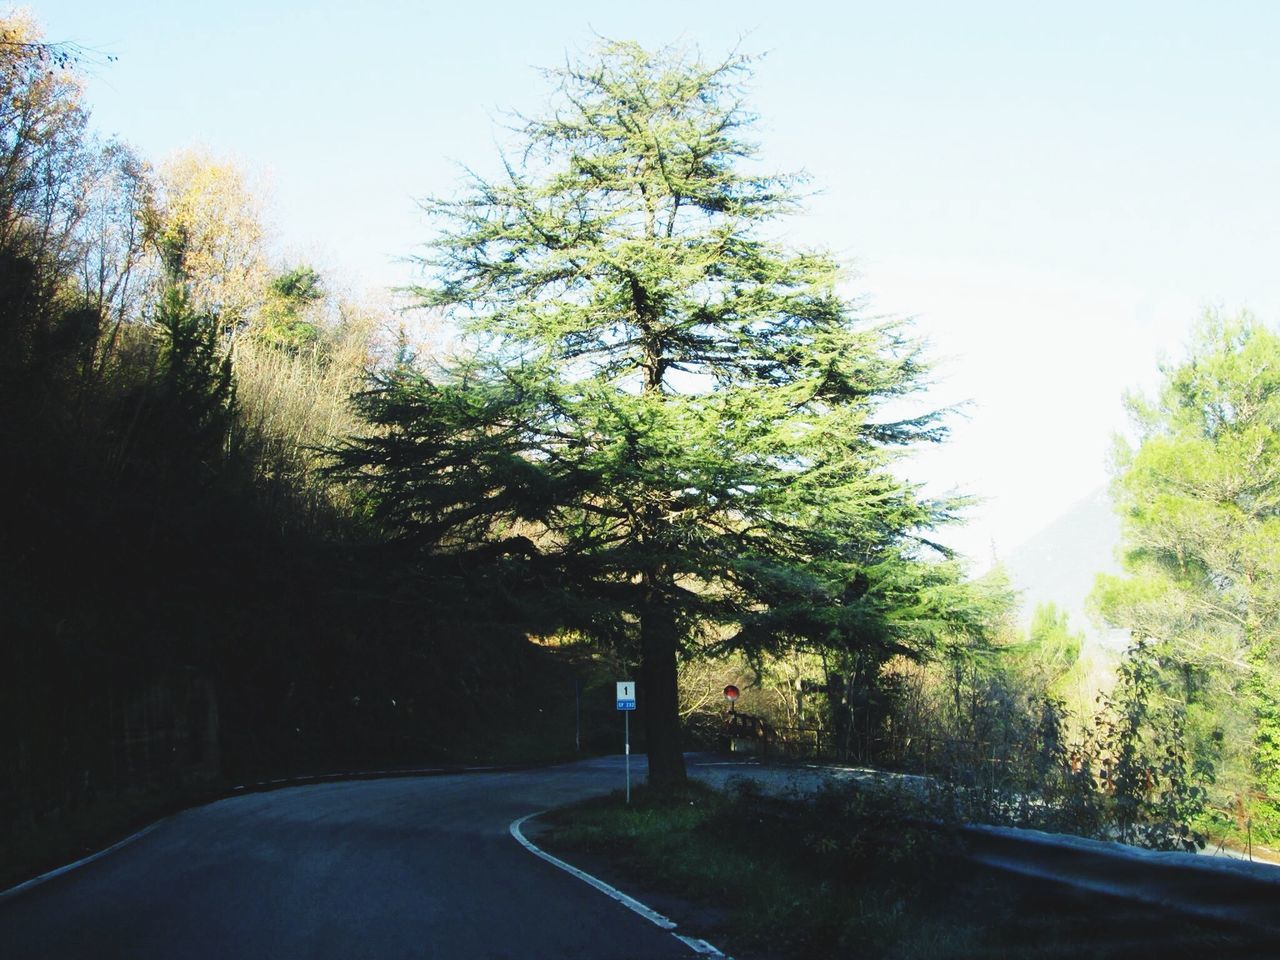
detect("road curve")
[0,756,707,960]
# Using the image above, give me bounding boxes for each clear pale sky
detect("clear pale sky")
[28,0,1280,565]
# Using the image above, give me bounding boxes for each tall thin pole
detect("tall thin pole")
[625,709,631,804]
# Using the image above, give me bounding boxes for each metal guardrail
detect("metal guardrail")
[698,755,1280,934]
[960,821,1280,934]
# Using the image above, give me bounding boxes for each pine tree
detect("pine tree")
[335,41,960,785]
[1094,311,1280,836]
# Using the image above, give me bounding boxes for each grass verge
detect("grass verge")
[538,778,1274,959]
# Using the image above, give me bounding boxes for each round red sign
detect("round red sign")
[723,685,740,701]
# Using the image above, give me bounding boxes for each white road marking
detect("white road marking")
[509,813,677,929]
[509,813,734,958]
[0,821,163,903]
[674,933,726,955]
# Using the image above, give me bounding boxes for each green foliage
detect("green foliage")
[1026,603,1083,673]
[1008,602,1085,701]
[858,591,1205,849]
[545,778,1234,958]
[151,285,238,468]
[0,14,631,865]
[0,241,553,835]
[255,265,323,350]
[1078,640,1207,850]
[546,780,949,957]
[951,639,1207,850]
[333,39,979,785]
[1092,310,1280,837]
[816,566,1017,766]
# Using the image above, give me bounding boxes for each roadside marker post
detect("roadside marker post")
[616,681,635,803]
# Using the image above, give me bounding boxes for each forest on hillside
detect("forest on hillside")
[4,14,1278,869]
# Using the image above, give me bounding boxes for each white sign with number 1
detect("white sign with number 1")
[616,681,635,710]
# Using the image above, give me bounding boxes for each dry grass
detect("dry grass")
[231,301,378,500]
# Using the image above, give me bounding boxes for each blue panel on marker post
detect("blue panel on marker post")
[616,681,636,710]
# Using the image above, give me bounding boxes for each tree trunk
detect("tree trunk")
[635,311,684,786]
[640,581,687,788]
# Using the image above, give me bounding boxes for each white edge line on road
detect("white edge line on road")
[0,820,163,903]
[509,813,735,958]
[509,813,678,929]
[674,933,726,955]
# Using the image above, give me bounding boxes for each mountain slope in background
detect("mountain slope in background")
[1003,487,1130,657]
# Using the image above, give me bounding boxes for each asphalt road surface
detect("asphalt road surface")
[13,753,1270,958]
[0,755,725,960]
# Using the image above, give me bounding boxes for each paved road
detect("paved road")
[0,756,721,960]
[11,752,1273,958]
